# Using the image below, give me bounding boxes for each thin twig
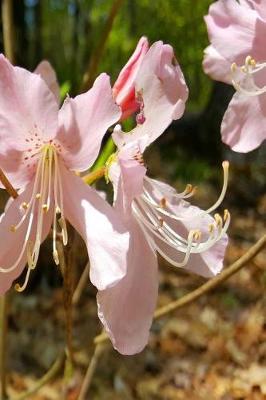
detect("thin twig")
[10,353,65,400]
[81,0,125,91]
[1,0,15,63]
[94,234,266,345]
[72,262,90,306]
[0,297,8,400]
[77,343,106,400]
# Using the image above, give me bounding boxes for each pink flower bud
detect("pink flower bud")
[113,36,149,120]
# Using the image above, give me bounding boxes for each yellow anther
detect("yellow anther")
[250,58,256,67]
[231,62,237,72]
[185,184,193,194]
[214,213,223,226]
[222,160,229,170]
[159,197,167,209]
[224,209,229,221]
[53,250,59,265]
[55,206,61,215]
[14,283,21,292]
[42,204,49,212]
[193,230,202,241]
[10,225,16,233]
[208,224,215,233]
[21,202,29,210]
[36,193,41,199]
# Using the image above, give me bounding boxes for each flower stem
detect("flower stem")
[94,234,266,345]
[83,166,106,186]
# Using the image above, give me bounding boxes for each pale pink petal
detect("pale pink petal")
[240,0,266,20]
[203,45,232,84]
[113,41,188,151]
[57,73,121,171]
[0,55,58,188]
[97,221,158,355]
[34,60,60,103]
[113,36,149,120]
[145,178,228,277]
[111,144,147,217]
[221,91,266,152]
[204,0,266,68]
[0,182,53,295]
[59,162,129,290]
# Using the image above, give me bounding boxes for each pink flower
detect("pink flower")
[113,36,149,119]
[97,42,229,355]
[203,0,266,152]
[0,55,129,294]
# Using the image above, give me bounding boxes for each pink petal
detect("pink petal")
[203,45,232,84]
[59,161,129,290]
[0,182,53,295]
[111,144,147,217]
[57,73,121,172]
[221,91,266,152]
[204,0,266,69]
[97,221,158,355]
[113,41,188,151]
[0,55,58,188]
[145,179,228,277]
[113,36,149,120]
[240,0,266,19]
[34,60,60,104]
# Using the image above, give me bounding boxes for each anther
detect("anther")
[36,193,41,199]
[21,202,29,210]
[224,209,229,221]
[159,198,167,209]
[53,250,59,265]
[214,213,223,227]
[42,204,49,212]
[10,225,16,233]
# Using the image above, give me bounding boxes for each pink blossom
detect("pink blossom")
[113,36,149,120]
[0,55,129,294]
[97,42,229,355]
[203,0,266,152]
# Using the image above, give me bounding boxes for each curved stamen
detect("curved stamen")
[141,161,229,222]
[231,56,266,96]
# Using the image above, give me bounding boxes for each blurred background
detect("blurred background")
[0,1,265,399]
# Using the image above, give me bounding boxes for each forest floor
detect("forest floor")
[1,155,265,400]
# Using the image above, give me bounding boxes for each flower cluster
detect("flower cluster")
[0,37,230,354]
[203,0,266,152]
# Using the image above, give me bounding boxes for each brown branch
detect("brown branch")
[81,0,125,91]
[10,353,65,400]
[0,169,18,199]
[77,343,106,400]
[72,262,90,306]
[1,0,15,63]
[94,234,266,345]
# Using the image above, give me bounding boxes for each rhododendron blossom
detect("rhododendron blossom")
[97,41,230,355]
[204,0,266,152]
[113,36,149,120]
[0,55,129,294]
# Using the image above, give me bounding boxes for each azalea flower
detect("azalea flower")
[97,41,230,355]
[113,36,149,120]
[203,0,266,152]
[0,55,130,295]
